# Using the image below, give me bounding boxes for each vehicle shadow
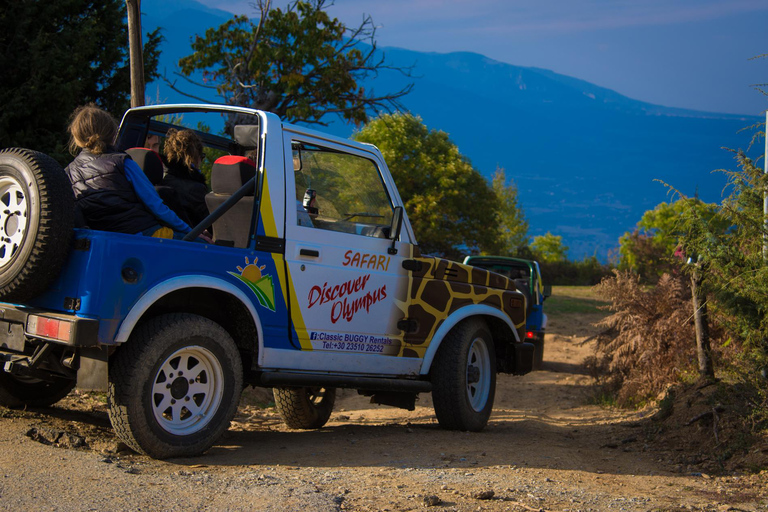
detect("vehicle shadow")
[182,411,656,477]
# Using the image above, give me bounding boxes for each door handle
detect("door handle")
[299,248,320,258]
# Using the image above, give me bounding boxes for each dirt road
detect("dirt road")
[1,296,766,511]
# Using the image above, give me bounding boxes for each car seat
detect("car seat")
[205,156,256,248]
[125,147,191,225]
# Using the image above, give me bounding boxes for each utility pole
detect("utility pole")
[763,111,768,260]
[126,0,145,108]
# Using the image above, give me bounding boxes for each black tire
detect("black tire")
[531,334,545,371]
[0,148,74,302]
[431,318,496,432]
[107,313,243,459]
[0,373,75,408]
[273,387,336,429]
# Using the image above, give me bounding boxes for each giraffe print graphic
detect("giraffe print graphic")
[395,255,527,358]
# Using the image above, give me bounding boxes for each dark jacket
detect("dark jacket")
[162,159,210,228]
[66,150,157,234]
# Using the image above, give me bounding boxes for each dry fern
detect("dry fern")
[588,270,709,406]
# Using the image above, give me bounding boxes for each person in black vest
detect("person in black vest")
[65,104,199,240]
[161,129,210,229]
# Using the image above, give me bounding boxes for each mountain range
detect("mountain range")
[141,0,761,260]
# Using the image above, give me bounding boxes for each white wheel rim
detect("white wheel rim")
[151,346,224,435]
[0,177,28,267]
[466,337,492,412]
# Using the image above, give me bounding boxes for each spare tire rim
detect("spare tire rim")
[0,177,28,267]
[466,337,492,412]
[152,345,224,436]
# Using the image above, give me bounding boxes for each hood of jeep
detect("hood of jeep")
[405,256,518,292]
[397,256,527,351]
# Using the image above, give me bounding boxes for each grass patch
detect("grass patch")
[586,389,617,407]
[547,285,609,315]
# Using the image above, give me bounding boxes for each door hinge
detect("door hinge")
[64,297,81,311]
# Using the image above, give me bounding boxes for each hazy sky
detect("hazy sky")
[199,0,768,116]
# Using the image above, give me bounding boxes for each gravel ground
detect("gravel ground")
[1,309,766,511]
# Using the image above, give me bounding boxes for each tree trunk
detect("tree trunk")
[126,0,145,108]
[691,264,715,379]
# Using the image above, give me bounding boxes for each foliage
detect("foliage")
[490,167,529,255]
[546,286,609,315]
[618,198,722,282]
[588,271,713,407]
[617,230,670,282]
[537,256,614,286]
[680,150,768,368]
[176,0,412,131]
[530,232,568,262]
[353,113,508,259]
[0,0,162,163]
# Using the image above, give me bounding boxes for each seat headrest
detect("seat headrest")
[211,156,257,195]
[233,125,259,149]
[126,147,164,185]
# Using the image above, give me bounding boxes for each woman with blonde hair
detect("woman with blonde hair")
[162,129,210,228]
[65,104,193,239]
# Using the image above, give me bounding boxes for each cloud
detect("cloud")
[197,0,768,40]
[325,0,768,35]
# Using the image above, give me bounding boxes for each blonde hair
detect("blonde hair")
[68,104,118,155]
[164,129,204,169]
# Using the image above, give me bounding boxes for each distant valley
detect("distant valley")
[142,0,761,260]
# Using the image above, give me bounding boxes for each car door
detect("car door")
[280,133,417,375]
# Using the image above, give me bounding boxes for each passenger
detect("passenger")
[145,134,161,153]
[162,129,210,228]
[65,104,203,241]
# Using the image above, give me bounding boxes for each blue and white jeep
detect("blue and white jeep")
[0,104,533,458]
[463,256,550,370]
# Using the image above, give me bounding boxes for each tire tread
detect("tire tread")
[431,318,496,432]
[0,148,74,301]
[274,387,336,429]
[107,313,242,458]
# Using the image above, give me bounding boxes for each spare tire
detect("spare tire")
[0,148,74,302]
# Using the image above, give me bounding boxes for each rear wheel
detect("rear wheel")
[431,318,496,431]
[274,387,336,429]
[0,373,75,408]
[107,314,242,458]
[0,148,74,302]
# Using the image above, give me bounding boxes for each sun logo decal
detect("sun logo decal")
[228,257,276,312]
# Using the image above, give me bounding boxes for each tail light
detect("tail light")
[27,315,72,342]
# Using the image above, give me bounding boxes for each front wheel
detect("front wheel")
[431,318,496,431]
[107,314,243,459]
[274,387,336,429]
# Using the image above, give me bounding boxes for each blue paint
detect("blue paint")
[30,229,294,349]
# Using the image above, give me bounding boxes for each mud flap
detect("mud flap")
[512,342,535,375]
[76,346,108,391]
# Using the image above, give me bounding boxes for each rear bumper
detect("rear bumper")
[0,303,100,351]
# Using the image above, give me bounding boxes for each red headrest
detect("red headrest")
[211,156,256,195]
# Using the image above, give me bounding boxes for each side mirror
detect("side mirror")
[292,148,302,172]
[542,284,552,298]
[388,206,403,255]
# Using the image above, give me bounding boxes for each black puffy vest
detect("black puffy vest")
[162,160,210,227]
[66,150,158,234]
